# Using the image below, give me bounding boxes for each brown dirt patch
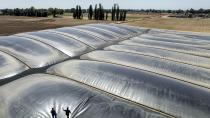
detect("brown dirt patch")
[0,16,110,36]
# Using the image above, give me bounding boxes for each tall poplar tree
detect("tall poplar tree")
[88,5,93,20]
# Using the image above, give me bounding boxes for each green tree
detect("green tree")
[189,8,195,14]
[52,8,57,17]
[123,11,127,21]
[106,12,108,20]
[111,4,119,21]
[119,11,123,21]
[76,5,79,19]
[116,5,120,21]
[88,5,93,20]
[48,8,54,16]
[99,3,102,20]
[113,4,117,20]
[111,7,114,21]
[73,11,76,19]
[78,5,82,19]
[94,4,98,20]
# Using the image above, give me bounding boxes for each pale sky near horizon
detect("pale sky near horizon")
[0,0,209,10]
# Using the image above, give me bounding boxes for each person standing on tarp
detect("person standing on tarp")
[63,107,71,118]
[50,108,57,118]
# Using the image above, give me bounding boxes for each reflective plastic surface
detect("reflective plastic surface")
[144,32,210,44]
[49,28,107,49]
[139,34,210,50]
[81,50,210,89]
[112,24,149,33]
[104,24,138,34]
[0,51,29,81]
[47,60,210,118]
[120,38,210,58]
[73,25,121,42]
[0,74,166,118]
[1,24,210,118]
[81,24,128,38]
[175,33,210,41]
[149,29,210,41]
[87,24,130,37]
[16,31,92,57]
[105,45,210,69]
[0,36,68,68]
[148,30,206,41]
[109,24,145,34]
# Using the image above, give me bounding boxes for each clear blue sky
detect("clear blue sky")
[0,0,209,10]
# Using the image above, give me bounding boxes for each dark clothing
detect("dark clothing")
[63,109,71,118]
[51,109,57,118]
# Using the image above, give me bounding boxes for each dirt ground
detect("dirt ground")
[1,14,210,36]
[124,13,210,34]
[0,16,109,36]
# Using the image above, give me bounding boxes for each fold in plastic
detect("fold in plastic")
[47,60,210,118]
[0,36,68,68]
[0,74,166,118]
[0,51,28,81]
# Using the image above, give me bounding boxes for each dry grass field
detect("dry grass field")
[1,13,210,36]
[124,13,210,33]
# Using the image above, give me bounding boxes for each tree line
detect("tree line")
[73,5,83,19]
[1,5,209,19]
[86,4,126,21]
[0,7,64,17]
[111,4,126,21]
[72,4,108,20]
[125,8,210,14]
[87,4,108,20]
[0,4,127,21]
